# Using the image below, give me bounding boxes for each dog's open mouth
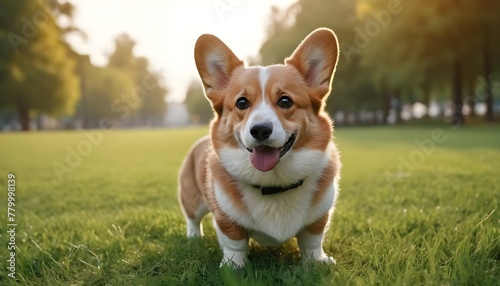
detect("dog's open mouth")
[244,133,296,172]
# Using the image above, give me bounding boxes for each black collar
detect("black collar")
[251,179,305,196]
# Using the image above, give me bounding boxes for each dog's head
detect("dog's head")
[194,28,339,172]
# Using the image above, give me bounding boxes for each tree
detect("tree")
[107,34,168,127]
[108,33,136,75]
[0,0,80,130]
[359,0,447,122]
[83,65,135,128]
[362,0,500,124]
[467,0,500,121]
[71,52,92,128]
[185,80,213,124]
[135,57,167,127]
[51,1,86,39]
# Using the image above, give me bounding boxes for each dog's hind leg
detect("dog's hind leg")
[178,136,211,238]
[178,162,209,237]
[184,204,209,237]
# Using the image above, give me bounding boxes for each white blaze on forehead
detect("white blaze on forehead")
[251,66,275,123]
[258,67,270,103]
[242,67,286,148]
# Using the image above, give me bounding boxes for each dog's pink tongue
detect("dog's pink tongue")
[250,146,280,172]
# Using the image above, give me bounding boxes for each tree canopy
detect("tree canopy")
[0,2,168,130]
[104,34,168,128]
[70,33,168,129]
[0,0,80,130]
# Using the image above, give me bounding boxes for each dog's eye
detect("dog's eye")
[277,95,293,109]
[236,97,250,110]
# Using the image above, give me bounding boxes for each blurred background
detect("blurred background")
[1,0,499,131]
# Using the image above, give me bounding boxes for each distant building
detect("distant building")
[164,102,190,126]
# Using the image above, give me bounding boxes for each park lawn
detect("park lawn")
[0,125,499,285]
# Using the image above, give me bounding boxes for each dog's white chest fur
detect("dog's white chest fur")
[214,146,338,244]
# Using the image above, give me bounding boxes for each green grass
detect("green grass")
[0,125,499,285]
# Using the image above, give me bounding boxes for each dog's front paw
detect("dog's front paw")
[316,255,336,265]
[302,250,336,265]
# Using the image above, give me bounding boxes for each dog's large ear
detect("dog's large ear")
[194,34,243,114]
[285,28,339,101]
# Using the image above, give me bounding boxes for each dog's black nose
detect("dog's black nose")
[250,122,273,141]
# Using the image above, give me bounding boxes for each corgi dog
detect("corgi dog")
[178,28,341,268]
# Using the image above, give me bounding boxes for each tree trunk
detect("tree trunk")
[394,89,402,124]
[422,82,431,118]
[18,105,30,131]
[452,58,464,126]
[80,71,89,129]
[483,34,494,121]
[382,86,390,124]
[467,85,476,118]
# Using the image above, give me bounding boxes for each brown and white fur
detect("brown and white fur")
[178,28,341,268]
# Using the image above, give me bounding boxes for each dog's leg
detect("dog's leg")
[185,205,209,237]
[178,136,211,238]
[296,230,335,264]
[178,179,210,237]
[214,218,249,268]
[297,213,336,264]
[179,191,209,238]
[186,218,202,237]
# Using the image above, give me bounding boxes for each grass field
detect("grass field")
[0,125,499,285]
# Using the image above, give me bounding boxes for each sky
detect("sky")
[66,0,296,103]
